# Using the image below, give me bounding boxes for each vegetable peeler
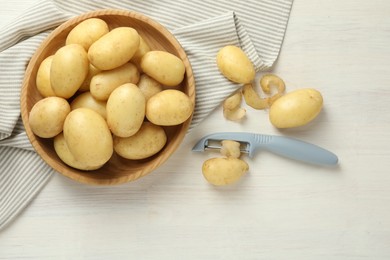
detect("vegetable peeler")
[192,132,338,166]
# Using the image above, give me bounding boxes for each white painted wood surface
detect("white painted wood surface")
[1,0,390,259]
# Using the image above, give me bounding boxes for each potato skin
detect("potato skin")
[131,36,151,69]
[140,51,185,87]
[66,18,109,50]
[29,97,70,138]
[90,62,139,101]
[50,44,89,99]
[269,88,323,128]
[54,133,103,170]
[78,63,101,92]
[114,122,167,160]
[146,89,193,126]
[70,92,107,120]
[106,83,146,138]
[138,74,163,101]
[216,45,255,84]
[36,55,55,97]
[202,157,249,186]
[63,108,113,168]
[88,27,140,70]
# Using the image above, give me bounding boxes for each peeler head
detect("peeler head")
[192,132,254,157]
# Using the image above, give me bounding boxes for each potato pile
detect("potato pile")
[29,18,194,171]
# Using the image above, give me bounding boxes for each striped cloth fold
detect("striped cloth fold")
[0,0,293,230]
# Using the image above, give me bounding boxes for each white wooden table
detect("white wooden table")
[1,0,390,259]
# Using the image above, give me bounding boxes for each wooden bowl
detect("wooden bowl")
[20,9,195,185]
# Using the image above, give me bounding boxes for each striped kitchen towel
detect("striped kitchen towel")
[0,0,293,230]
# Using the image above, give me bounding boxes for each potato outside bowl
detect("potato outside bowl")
[20,9,195,185]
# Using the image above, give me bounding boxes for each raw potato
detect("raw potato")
[78,63,101,92]
[146,89,193,126]
[220,140,241,158]
[29,97,70,138]
[66,18,109,50]
[131,36,151,69]
[36,55,55,97]
[70,92,107,120]
[63,108,113,168]
[54,133,103,170]
[90,62,139,101]
[202,157,249,186]
[88,27,140,70]
[106,83,146,137]
[138,74,163,101]
[141,51,185,87]
[50,44,89,99]
[114,122,167,160]
[269,88,323,128]
[216,45,255,84]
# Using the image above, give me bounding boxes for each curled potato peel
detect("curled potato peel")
[241,74,286,110]
[223,107,246,121]
[220,140,241,158]
[242,83,269,110]
[260,74,286,105]
[223,91,246,121]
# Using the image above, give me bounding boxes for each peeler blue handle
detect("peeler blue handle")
[257,135,338,166]
[192,132,339,166]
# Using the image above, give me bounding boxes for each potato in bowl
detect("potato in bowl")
[20,9,195,185]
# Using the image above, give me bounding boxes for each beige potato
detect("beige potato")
[146,89,193,126]
[138,74,163,101]
[269,88,323,128]
[131,36,151,69]
[54,133,103,170]
[140,51,185,87]
[106,83,145,137]
[216,45,255,84]
[36,55,55,97]
[78,63,101,92]
[88,27,140,70]
[29,97,70,138]
[90,62,139,101]
[66,18,109,50]
[70,92,107,120]
[50,44,89,99]
[202,157,249,186]
[63,108,113,168]
[114,122,167,160]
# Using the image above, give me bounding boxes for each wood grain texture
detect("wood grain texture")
[20,9,195,185]
[2,0,390,259]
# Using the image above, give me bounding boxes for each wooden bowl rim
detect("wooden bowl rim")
[20,9,195,185]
